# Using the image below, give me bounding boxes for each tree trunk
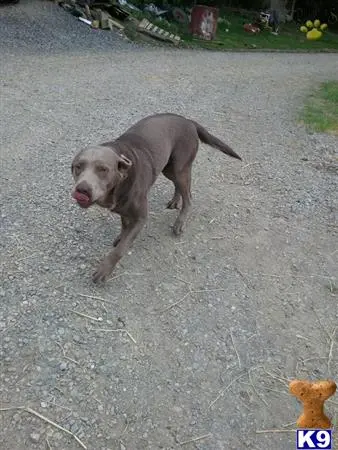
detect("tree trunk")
[289,0,296,20]
[270,0,288,22]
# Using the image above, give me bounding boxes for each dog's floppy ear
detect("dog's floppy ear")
[118,154,132,178]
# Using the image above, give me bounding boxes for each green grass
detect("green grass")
[301,81,338,134]
[182,13,338,51]
[127,10,338,52]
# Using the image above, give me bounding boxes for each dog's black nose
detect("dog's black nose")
[75,182,92,199]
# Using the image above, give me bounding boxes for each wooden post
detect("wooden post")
[289,0,296,20]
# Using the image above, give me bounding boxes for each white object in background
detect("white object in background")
[79,17,92,26]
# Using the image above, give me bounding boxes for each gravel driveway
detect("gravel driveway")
[1,1,337,449]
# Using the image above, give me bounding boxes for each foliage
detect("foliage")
[126,2,338,50]
[180,11,338,50]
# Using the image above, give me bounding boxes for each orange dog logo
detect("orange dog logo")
[289,379,336,429]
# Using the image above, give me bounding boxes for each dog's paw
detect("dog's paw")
[167,198,181,210]
[172,218,185,236]
[92,259,114,283]
[113,235,121,247]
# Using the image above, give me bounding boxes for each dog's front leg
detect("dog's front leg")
[92,206,147,283]
[113,216,130,247]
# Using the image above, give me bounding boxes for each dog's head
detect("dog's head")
[71,145,132,209]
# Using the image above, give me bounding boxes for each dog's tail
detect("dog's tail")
[191,120,242,161]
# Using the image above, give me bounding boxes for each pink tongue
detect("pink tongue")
[74,192,90,203]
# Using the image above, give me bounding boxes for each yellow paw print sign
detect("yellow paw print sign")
[300,19,328,40]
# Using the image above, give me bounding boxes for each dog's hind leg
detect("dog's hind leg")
[172,166,192,236]
[163,165,182,209]
[163,135,198,233]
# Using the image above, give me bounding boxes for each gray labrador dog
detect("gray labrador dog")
[71,113,241,283]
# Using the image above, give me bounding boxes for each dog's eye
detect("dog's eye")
[73,164,83,174]
[97,166,108,174]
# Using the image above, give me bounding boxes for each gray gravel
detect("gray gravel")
[1,1,338,449]
[0,0,139,54]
